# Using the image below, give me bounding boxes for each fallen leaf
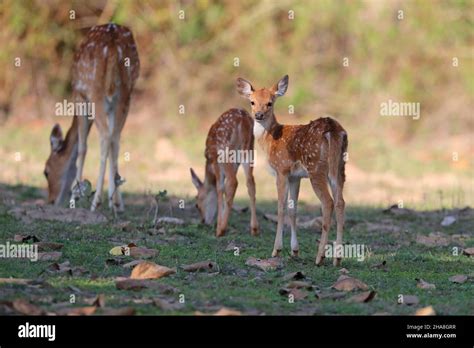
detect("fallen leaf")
[55,306,96,316]
[348,291,377,303]
[109,246,125,256]
[115,278,177,293]
[11,299,44,315]
[383,205,415,215]
[371,260,388,271]
[34,242,63,251]
[232,205,248,213]
[415,306,436,316]
[245,257,283,272]
[282,288,308,300]
[153,298,184,311]
[181,260,218,273]
[449,275,468,284]
[129,246,158,259]
[99,307,136,315]
[463,248,474,256]
[195,307,242,316]
[37,251,62,261]
[440,216,456,226]
[315,292,347,300]
[400,295,419,306]
[339,268,350,274]
[0,278,33,285]
[283,271,306,281]
[332,277,369,291]
[416,278,436,290]
[416,232,450,247]
[114,221,133,231]
[123,260,143,269]
[130,261,176,280]
[9,205,107,225]
[13,234,40,243]
[297,217,323,229]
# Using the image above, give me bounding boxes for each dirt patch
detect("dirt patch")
[8,204,107,225]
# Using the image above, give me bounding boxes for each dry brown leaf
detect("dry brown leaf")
[463,248,474,256]
[99,307,136,315]
[181,260,218,273]
[283,271,305,281]
[13,234,40,243]
[315,292,347,300]
[153,298,184,311]
[129,246,159,259]
[115,278,177,293]
[195,307,242,316]
[245,257,283,272]
[416,232,450,247]
[37,251,62,261]
[371,260,388,271]
[0,278,33,285]
[348,290,377,303]
[339,268,350,274]
[449,275,468,284]
[35,242,63,251]
[332,277,369,291]
[155,217,185,225]
[415,306,436,316]
[114,221,133,232]
[400,295,419,306]
[130,261,176,279]
[416,278,436,290]
[11,299,44,315]
[55,306,96,316]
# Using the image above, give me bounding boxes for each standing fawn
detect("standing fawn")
[44,23,140,212]
[190,108,259,237]
[236,75,348,266]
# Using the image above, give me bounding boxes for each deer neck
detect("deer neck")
[56,117,80,204]
[253,112,283,152]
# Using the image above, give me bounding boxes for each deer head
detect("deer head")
[190,168,217,225]
[236,75,289,130]
[44,123,77,205]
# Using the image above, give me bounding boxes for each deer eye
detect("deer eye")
[250,101,255,105]
[44,170,49,178]
[267,102,272,107]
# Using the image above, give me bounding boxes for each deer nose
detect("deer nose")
[255,112,264,120]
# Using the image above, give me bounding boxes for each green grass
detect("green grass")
[0,184,472,315]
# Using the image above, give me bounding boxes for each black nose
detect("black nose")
[255,112,264,120]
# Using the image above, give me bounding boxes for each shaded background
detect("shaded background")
[0,0,472,208]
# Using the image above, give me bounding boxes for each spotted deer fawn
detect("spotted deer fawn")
[236,75,347,266]
[190,108,259,237]
[44,23,140,212]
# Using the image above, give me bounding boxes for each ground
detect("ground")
[0,183,472,316]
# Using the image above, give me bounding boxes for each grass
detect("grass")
[0,184,472,315]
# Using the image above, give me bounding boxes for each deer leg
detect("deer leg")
[243,163,259,236]
[108,134,124,212]
[330,179,345,266]
[288,177,301,257]
[310,174,334,266]
[272,173,288,257]
[91,133,110,211]
[216,164,238,237]
[213,164,225,236]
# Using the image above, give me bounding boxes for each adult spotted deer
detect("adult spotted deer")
[44,23,140,212]
[236,75,347,266]
[190,108,259,237]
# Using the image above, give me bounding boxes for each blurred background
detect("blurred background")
[0,0,472,208]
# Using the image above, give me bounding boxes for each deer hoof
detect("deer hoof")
[291,250,299,258]
[315,255,325,266]
[250,226,259,236]
[272,249,281,257]
[333,258,342,267]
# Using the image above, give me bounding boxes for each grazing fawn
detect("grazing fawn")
[236,75,348,266]
[44,23,140,212]
[190,108,259,237]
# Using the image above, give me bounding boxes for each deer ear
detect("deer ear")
[190,168,203,189]
[272,75,289,97]
[50,124,64,152]
[236,77,254,99]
